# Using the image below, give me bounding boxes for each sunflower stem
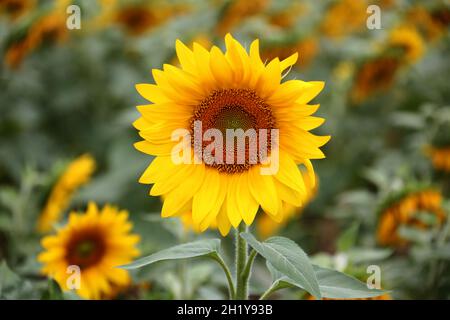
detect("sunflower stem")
[235,223,248,300]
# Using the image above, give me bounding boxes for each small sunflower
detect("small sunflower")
[257,171,317,238]
[114,3,188,35]
[38,202,140,300]
[37,154,96,233]
[387,26,424,64]
[0,0,35,20]
[134,34,329,236]
[426,146,450,173]
[351,56,401,103]
[377,189,446,247]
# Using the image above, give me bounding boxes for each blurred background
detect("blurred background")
[0,0,449,299]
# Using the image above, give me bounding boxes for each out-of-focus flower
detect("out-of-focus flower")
[426,146,450,173]
[387,26,424,64]
[113,3,189,35]
[0,0,35,20]
[216,0,269,35]
[320,0,367,39]
[407,6,450,41]
[377,189,446,247]
[38,202,140,300]
[257,172,317,239]
[261,37,318,69]
[37,154,96,233]
[134,34,329,236]
[308,293,392,300]
[351,56,401,103]
[4,2,69,68]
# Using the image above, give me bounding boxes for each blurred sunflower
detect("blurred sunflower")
[387,26,424,64]
[113,3,188,35]
[0,0,35,20]
[134,34,329,236]
[350,56,401,103]
[216,0,269,35]
[38,202,140,300]
[4,3,68,68]
[407,6,450,41]
[261,37,318,70]
[426,146,450,173]
[257,171,317,239]
[377,189,446,247]
[37,154,96,233]
[320,0,367,39]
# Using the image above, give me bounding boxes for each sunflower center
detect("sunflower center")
[191,89,275,174]
[66,231,106,270]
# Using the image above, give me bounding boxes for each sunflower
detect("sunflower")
[267,2,307,29]
[134,34,329,236]
[350,56,401,103]
[257,171,317,238]
[426,146,450,173]
[0,0,35,20]
[261,37,318,70]
[37,154,96,233]
[4,4,69,68]
[114,3,188,35]
[320,0,367,39]
[407,6,450,41]
[387,26,424,64]
[38,202,140,300]
[216,0,269,35]
[377,189,446,247]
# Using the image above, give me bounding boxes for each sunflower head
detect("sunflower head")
[387,26,424,64]
[134,34,329,236]
[38,202,140,300]
[0,0,35,20]
[377,188,446,247]
[37,154,96,233]
[351,56,401,103]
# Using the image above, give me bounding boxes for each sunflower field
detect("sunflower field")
[0,0,449,302]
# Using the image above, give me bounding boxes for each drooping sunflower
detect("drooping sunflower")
[134,34,329,236]
[257,171,317,239]
[37,154,96,233]
[387,26,424,64]
[377,189,446,247]
[38,202,140,300]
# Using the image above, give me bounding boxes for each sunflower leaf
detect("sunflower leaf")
[267,262,389,299]
[119,239,221,269]
[240,232,321,299]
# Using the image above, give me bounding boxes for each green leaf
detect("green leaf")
[240,233,321,299]
[119,239,221,269]
[267,262,388,299]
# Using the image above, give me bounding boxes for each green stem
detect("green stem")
[259,282,283,300]
[241,249,257,285]
[235,223,248,300]
[210,254,235,300]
